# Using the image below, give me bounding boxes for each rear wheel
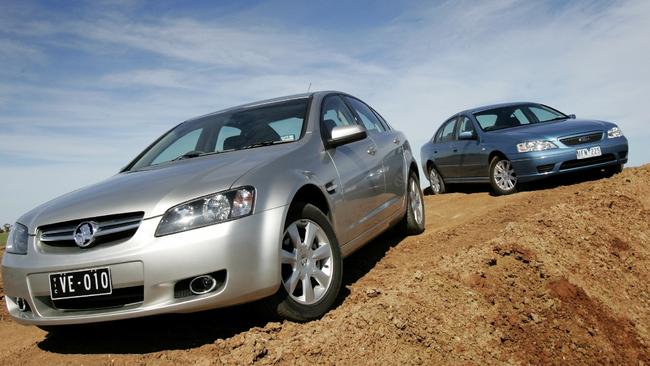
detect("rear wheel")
[428,165,446,194]
[489,156,518,195]
[266,203,342,322]
[398,171,425,235]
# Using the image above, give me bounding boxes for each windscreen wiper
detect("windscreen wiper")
[544,116,569,122]
[240,140,289,150]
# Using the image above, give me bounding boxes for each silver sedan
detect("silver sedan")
[2,91,424,327]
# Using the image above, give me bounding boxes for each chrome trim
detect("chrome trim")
[38,214,144,246]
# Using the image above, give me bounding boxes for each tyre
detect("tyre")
[428,165,446,194]
[267,202,342,322]
[489,156,518,195]
[605,163,623,176]
[398,171,426,235]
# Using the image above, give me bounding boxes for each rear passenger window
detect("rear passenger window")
[439,118,457,142]
[345,97,386,133]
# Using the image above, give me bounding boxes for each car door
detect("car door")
[321,95,385,244]
[343,96,405,219]
[454,115,484,178]
[432,117,458,178]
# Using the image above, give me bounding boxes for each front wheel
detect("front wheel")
[489,156,518,195]
[266,202,342,322]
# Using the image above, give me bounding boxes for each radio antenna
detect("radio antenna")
[307,82,312,92]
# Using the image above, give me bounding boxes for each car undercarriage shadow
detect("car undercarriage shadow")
[37,229,408,354]
[423,167,617,196]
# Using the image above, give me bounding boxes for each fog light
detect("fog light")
[189,275,217,295]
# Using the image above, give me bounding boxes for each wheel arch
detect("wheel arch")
[488,150,509,164]
[287,184,332,222]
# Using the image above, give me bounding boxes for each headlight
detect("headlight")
[516,140,558,153]
[607,127,623,138]
[6,223,29,255]
[155,186,255,236]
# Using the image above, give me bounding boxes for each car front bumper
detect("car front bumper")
[510,137,628,182]
[2,205,287,326]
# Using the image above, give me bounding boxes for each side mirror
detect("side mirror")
[458,131,477,140]
[568,114,576,119]
[327,125,367,147]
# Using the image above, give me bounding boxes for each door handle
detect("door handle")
[367,146,376,156]
[393,137,400,144]
[453,148,458,153]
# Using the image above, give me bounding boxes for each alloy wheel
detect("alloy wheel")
[493,160,517,191]
[409,179,424,226]
[429,169,441,194]
[280,219,333,305]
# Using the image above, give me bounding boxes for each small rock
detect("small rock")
[393,318,406,330]
[366,288,381,298]
[414,271,424,281]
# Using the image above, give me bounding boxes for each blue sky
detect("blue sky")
[1,0,649,225]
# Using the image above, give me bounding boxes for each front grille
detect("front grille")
[560,132,603,146]
[41,286,144,310]
[560,154,615,170]
[39,212,144,248]
[536,164,555,173]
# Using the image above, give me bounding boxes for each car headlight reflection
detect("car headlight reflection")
[156,187,255,236]
[607,127,623,139]
[516,140,558,153]
[6,223,29,255]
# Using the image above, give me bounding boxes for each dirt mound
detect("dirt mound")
[1,166,649,365]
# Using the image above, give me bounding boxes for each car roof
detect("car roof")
[460,102,538,115]
[186,90,343,122]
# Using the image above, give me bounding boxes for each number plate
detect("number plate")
[576,146,602,160]
[49,267,112,300]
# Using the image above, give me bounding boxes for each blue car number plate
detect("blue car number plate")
[49,267,112,300]
[576,146,601,160]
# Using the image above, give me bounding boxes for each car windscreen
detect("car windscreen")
[473,104,567,132]
[127,98,309,171]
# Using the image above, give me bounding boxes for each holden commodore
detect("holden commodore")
[421,102,628,195]
[3,91,425,328]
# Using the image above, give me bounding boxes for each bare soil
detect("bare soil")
[1,165,649,365]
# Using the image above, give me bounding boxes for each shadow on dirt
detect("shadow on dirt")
[37,231,407,354]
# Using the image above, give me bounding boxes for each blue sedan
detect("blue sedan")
[420,102,629,195]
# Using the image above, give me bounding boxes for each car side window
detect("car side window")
[321,96,357,139]
[151,128,204,165]
[439,118,457,142]
[457,116,475,135]
[345,97,386,133]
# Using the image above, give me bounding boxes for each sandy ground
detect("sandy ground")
[1,166,649,365]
